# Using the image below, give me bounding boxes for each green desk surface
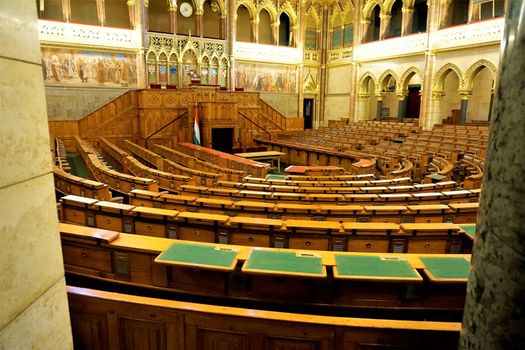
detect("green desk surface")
[333,255,422,282]
[419,257,470,282]
[242,250,326,277]
[266,174,287,180]
[426,173,447,180]
[154,242,238,271]
[459,224,476,239]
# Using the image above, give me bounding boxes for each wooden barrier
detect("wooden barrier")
[68,286,460,350]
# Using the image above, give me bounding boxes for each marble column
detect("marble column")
[401,6,414,36]
[460,1,525,348]
[379,14,391,40]
[0,0,73,347]
[196,9,203,37]
[376,97,383,120]
[396,93,407,121]
[426,91,444,129]
[296,5,306,119]
[169,5,177,34]
[61,0,71,22]
[318,6,330,127]
[137,0,148,89]
[458,92,471,125]
[488,88,495,121]
[96,0,106,26]
[144,0,150,31]
[220,15,227,39]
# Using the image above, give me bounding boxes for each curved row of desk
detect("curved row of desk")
[61,223,473,318]
[60,195,476,254]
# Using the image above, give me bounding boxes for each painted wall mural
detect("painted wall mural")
[41,47,138,87]
[235,62,297,93]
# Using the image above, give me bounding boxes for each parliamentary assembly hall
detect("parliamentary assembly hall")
[1,0,524,348]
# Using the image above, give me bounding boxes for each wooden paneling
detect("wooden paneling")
[70,311,109,350]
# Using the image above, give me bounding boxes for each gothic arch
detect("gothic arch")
[235,0,256,20]
[383,0,406,15]
[278,2,297,27]
[362,0,382,21]
[433,63,464,91]
[257,0,278,23]
[399,66,423,92]
[463,59,498,91]
[305,7,321,29]
[378,69,400,92]
[358,71,378,94]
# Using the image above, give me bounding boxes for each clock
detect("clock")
[179,2,193,17]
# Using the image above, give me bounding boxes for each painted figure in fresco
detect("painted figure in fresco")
[77,57,87,82]
[51,54,62,81]
[96,59,106,85]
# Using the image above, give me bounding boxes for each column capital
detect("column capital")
[169,5,177,11]
[432,90,446,99]
[271,22,280,27]
[458,90,472,99]
[396,91,408,99]
[196,9,203,15]
[401,6,414,14]
[379,14,392,21]
[358,93,370,100]
[361,19,371,25]
[144,0,149,7]
[126,0,135,5]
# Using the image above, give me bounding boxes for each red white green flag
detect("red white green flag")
[193,107,201,146]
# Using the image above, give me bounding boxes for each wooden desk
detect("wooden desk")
[234,151,286,173]
[419,257,470,282]
[333,255,423,282]
[155,242,239,271]
[242,249,326,277]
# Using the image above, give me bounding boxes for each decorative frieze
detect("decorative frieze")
[233,41,302,64]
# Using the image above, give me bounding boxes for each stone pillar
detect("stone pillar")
[196,9,203,37]
[318,6,330,127]
[376,96,383,120]
[271,21,279,45]
[396,92,408,121]
[127,0,136,29]
[460,1,525,348]
[291,25,298,47]
[426,91,444,129]
[379,13,391,40]
[251,18,259,43]
[96,0,106,26]
[458,91,471,125]
[439,0,453,28]
[349,1,363,121]
[137,0,148,89]
[61,0,71,22]
[357,94,370,121]
[220,15,227,39]
[144,0,149,31]
[401,6,414,36]
[361,19,371,43]
[468,1,481,23]
[296,5,306,118]
[488,88,495,121]
[0,0,73,347]
[169,5,177,34]
[227,0,235,89]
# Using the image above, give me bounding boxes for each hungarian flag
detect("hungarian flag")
[193,106,201,146]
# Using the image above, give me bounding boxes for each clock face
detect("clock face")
[180,2,193,17]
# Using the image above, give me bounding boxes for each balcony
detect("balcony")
[430,18,504,50]
[38,20,141,49]
[356,32,428,61]
[233,42,302,64]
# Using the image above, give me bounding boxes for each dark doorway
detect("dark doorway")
[406,85,421,119]
[304,99,314,129]
[211,128,234,153]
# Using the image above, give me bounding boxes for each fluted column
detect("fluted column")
[401,6,414,35]
[291,25,298,47]
[379,13,391,40]
[144,0,149,31]
[317,5,329,127]
[349,0,363,121]
[460,2,525,348]
[220,15,227,39]
[375,94,383,120]
[96,0,106,26]
[61,0,71,22]
[169,5,177,34]
[296,4,306,118]
[137,0,148,88]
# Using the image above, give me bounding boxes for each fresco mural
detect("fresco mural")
[235,62,297,93]
[41,47,138,87]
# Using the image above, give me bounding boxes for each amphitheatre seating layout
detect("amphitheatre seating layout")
[52,121,489,349]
